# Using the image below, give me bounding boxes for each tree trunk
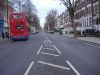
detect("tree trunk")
[99,0,100,20]
[71,18,78,38]
[69,8,78,38]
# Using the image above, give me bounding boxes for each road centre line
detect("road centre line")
[53,45,62,54]
[41,52,60,57]
[66,61,81,75]
[37,45,43,55]
[43,48,55,50]
[24,61,34,75]
[37,61,70,70]
[84,43,100,49]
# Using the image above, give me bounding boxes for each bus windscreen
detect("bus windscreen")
[12,15,24,20]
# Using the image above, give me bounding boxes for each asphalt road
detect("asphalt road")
[0,32,100,75]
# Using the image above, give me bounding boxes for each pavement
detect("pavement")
[0,36,2,40]
[64,34,100,44]
[0,32,100,75]
[77,37,100,44]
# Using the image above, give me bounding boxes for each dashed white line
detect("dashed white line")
[24,61,34,75]
[84,43,100,49]
[41,52,60,57]
[53,45,62,54]
[37,45,43,55]
[37,61,70,70]
[43,48,55,50]
[66,61,81,75]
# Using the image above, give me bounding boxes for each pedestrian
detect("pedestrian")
[5,32,9,39]
[1,32,4,39]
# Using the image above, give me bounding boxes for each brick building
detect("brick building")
[56,10,73,34]
[57,0,100,35]
[0,0,14,35]
[75,0,100,35]
[4,1,14,33]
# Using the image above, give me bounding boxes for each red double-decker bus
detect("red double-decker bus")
[9,13,29,40]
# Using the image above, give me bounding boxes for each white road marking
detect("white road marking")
[37,45,43,55]
[43,48,55,50]
[48,40,52,43]
[24,61,34,75]
[66,61,81,75]
[44,44,53,47]
[41,52,60,57]
[43,40,47,44]
[84,43,100,49]
[37,61,70,70]
[44,44,50,46]
[53,45,62,54]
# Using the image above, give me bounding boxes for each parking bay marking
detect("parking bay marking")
[37,61,70,70]
[41,52,60,57]
[24,61,34,75]
[66,61,81,75]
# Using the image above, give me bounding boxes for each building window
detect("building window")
[87,18,88,27]
[83,19,84,27]
[89,17,92,26]
[85,21,86,27]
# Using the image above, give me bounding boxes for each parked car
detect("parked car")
[31,31,37,34]
[50,31,54,34]
[82,29,95,37]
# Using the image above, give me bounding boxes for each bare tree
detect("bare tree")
[22,0,36,14]
[32,14,40,30]
[44,9,57,31]
[10,0,28,12]
[44,22,49,31]
[0,0,6,10]
[99,0,100,23]
[59,0,79,38]
[9,0,40,31]
[22,0,41,30]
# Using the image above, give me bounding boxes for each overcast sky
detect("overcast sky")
[31,0,66,27]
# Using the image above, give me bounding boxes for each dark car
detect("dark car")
[83,29,95,37]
